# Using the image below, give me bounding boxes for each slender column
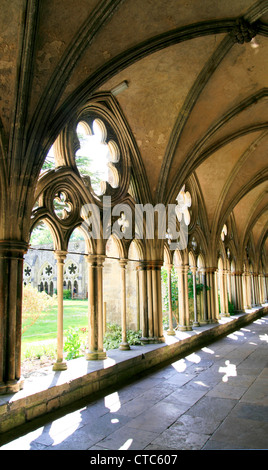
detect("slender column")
[246,271,252,308]
[207,268,219,323]
[152,265,159,340]
[227,268,232,303]
[251,274,256,306]
[253,274,259,305]
[86,255,107,360]
[147,266,154,339]
[119,259,130,350]
[138,262,148,340]
[176,265,192,331]
[156,262,164,342]
[201,269,209,323]
[0,241,28,394]
[53,251,67,371]
[219,269,229,316]
[191,267,200,326]
[166,264,175,335]
[264,275,268,302]
[136,267,140,331]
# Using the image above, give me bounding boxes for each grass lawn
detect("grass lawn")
[22,299,88,344]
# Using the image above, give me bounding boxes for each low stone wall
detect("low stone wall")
[0,306,267,438]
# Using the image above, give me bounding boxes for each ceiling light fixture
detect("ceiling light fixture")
[111,80,129,96]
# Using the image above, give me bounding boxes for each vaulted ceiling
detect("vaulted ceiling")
[0,0,267,266]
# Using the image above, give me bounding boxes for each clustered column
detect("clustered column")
[191,266,200,327]
[53,250,67,370]
[175,264,192,331]
[137,261,164,343]
[166,264,175,335]
[86,254,107,360]
[206,268,219,323]
[0,241,28,394]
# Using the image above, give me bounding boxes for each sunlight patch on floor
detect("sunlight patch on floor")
[219,360,237,382]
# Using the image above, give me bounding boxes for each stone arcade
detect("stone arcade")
[0,0,267,438]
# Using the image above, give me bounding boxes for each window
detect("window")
[76,119,120,195]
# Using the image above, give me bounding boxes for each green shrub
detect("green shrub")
[64,327,83,360]
[228,300,235,315]
[63,289,72,299]
[103,323,142,350]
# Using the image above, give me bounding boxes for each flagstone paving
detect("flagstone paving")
[1,314,268,450]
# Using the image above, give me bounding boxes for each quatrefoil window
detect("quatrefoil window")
[68,263,77,274]
[45,266,53,276]
[24,266,31,277]
[76,119,120,195]
[53,191,73,220]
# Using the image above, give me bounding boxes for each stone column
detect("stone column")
[200,269,209,323]
[207,268,219,323]
[264,275,268,302]
[0,241,28,394]
[253,273,261,306]
[191,267,200,326]
[176,264,192,331]
[156,262,164,342]
[227,268,232,303]
[86,255,107,360]
[136,267,140,331]
[146,264,154,339]
[251,273,256,306]
[219,269,229,316]
[119,259,130,350]
[138,262,148,340]
[246,271,252,308]
[166,264,175,335]
[53,251,67,371]
[152,265,159,340]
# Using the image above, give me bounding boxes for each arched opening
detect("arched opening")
[75,119,119,195]
[161,245,177,332]
[103,236,122,333]
[21,220,58,375]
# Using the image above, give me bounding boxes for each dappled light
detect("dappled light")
[119,439,133,450]
[219,360,237,382]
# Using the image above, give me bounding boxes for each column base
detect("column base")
[178,325,192,331]
[220,313,230,317]
[119,342,131,351]
[86,350,107,360]
[193,321,200,327]
[166,329,176,336]
[0,378,24,395]
[53,360,67,371]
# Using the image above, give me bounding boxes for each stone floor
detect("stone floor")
[1,312,268,451]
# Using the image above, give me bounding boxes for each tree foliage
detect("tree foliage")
[22,284,56,334]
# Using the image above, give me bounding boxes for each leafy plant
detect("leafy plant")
[103,323,142,350]
[63,289,72,299]
[64,327,83,360]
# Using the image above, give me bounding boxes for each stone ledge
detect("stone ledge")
[0,305,267,435]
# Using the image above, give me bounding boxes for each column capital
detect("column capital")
[0,240,28,256]
[119,258,128,268]
[86,253,105,266]
[174,264,189,274]
[190,266,198,274]
[54,250,67,262]
[206,267,217,273]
